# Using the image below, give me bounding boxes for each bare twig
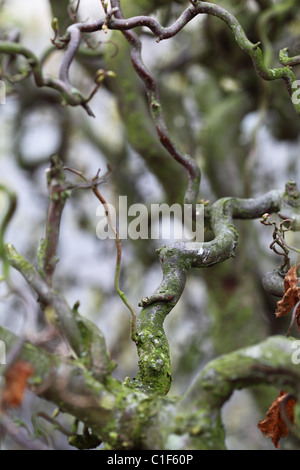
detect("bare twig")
[91,175,138,343]
[63,166,138,343]
[110,0,201,213]
[1,1,300,117]
[260,216,300,272]
[0,40,95,116]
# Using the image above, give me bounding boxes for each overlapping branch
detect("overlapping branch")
[1,325,299,449]
[110,0,200,212]
[2,0,300,394]
[59,1,300,114]
[1,1,300,115]
[0,40,96,116]
[134,188,284,394]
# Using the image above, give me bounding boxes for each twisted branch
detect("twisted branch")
[0,40,95,116]
[1,1,300,117]
[132,189,283,394]
[111,0,200,211]
[1,326,300,450]
[63,165,138,344]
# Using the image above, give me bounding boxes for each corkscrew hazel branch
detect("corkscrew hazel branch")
[260,216,300,272]
[111,0,201,213]
[109,2,295,115]
[1,1,300,116]
[91,177,138,344]
[0,40,95,116]
[133,190,283,394]
[63,166,138,344]
[279,48,300,67]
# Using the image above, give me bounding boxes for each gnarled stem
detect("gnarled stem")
[1,326,299,449]
[132,189,284,394]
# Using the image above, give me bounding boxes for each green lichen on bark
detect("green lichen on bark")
[1,323,300,449]
[128,306,173,396]
[73,307,116,382]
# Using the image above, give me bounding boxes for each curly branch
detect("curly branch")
[1,326,300,450]
[111,0,200,212]
[127,189,283,394]
[0,40,95,116]
[63,166,138,343]
[113,1,300,111]
[1,1,300,117]
[179,335,300,440]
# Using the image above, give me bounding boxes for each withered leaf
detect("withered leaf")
[1,360,34,411]
[276,265,300,331]
[258,390,296,449]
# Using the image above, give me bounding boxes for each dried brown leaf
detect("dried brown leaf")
[1,360,34,411]
[276,266,300,325]
[258,390,296,449]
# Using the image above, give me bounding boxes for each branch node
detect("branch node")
[252,41,261,51]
